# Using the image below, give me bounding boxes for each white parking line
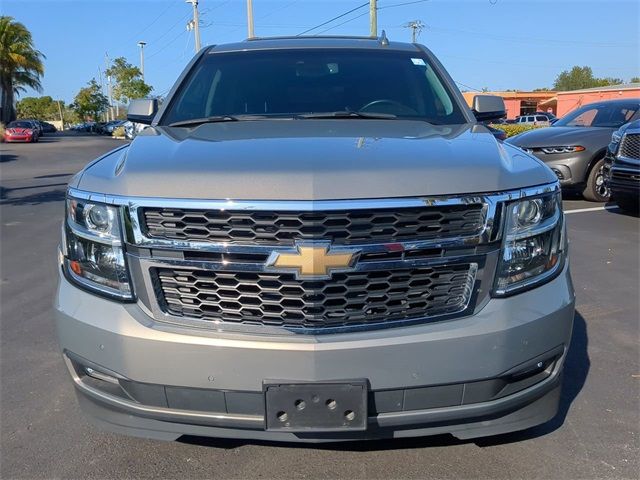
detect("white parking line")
[564,205,619,215]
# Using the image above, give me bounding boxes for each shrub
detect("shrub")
[0,123,4,142]
[488,124,543,138]
[112,126,125,138]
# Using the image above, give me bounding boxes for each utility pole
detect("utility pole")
[405,20,424,43]
[105,53,113,121]
[247,0,255,38]
[186,0,201,53]
[137,41,147,80]
[370,0,377,37]
[57,99,64,130]
[97,66,106,121]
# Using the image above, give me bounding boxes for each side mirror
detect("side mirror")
[127,98,158,125]
[472,95,506,123]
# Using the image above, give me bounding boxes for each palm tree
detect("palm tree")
[0,16,45,124]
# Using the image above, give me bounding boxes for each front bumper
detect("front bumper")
[55,264,575,442]
[4,135,32,142]
[525,151,591,187]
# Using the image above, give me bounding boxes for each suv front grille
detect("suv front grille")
[611,169,640,183]
[154,264,477,330]
[142,205,486,245]
[620,133,640,160]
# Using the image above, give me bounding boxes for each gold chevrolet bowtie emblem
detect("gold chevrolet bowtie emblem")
[267,243,359,279]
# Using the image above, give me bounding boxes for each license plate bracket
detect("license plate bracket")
[264,381,368,432]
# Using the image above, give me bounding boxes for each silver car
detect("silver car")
[55,36,575,443]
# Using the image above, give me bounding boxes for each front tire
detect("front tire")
[582,158,609,202]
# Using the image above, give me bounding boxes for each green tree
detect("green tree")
[105,57,152,105]
[630,76,640,84]
[72,79,108,120]
[553,66,623,91]
[0,16,46,123]
[16,95,61,120]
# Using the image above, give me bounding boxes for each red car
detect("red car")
[4,120,38,143]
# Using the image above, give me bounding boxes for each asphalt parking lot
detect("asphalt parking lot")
[1,134,638,479]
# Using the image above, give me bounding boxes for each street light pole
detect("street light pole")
[137,41,147,80]
[186,0,201,52]
[247,0,255,38]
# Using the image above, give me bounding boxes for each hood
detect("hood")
[7,128,31,134]
[507,125,615,149]
[77,120,555,200]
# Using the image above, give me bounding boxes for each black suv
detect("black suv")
[605,119,640,213]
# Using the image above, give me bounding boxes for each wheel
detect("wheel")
[582,158,609,202]
[615,195,639,215]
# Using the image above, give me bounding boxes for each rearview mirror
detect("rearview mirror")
[127,98,158,125]
[472,95,506,122]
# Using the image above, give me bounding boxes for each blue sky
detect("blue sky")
[4,0,639,103]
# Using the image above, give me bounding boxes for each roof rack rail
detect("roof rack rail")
[245,35,377,42]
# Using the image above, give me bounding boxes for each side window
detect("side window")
[566,108,597,127]
[536,116,547,122]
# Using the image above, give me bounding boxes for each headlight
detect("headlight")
[541,146,585,154]
[611,130,622,145]
[493,190,565,296]
[61,196,133,300]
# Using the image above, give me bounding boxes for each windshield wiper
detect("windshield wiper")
[296,111,397,120]
[168,115,270,127]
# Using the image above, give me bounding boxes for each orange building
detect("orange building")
[539,83,640,117]
[462,91,556,120]
[462,83,640,120]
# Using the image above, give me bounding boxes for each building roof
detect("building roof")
[556,83,640,95]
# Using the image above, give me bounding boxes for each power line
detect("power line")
[297,2,369,36]
[124,1,179,43]
[147,11,192,47]
[146,29,189,61]
[314,11,369,35]
[378,0,429,10]
[454,81,482,92]
[428,25,635,48]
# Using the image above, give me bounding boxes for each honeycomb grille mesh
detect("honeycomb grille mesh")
[142,205,485,245]
[154,264,476,330]
[620,133,639,160]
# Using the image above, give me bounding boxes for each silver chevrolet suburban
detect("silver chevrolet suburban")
[55,36,575,443]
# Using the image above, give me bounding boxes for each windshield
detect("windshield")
[554,101,640,128]
[161,49,467,126]
[8,121,33,128]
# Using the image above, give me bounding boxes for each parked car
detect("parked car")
[22,119,44,137]
[40,121,57,133]
[535,112,557,122]
[122,120,146,139]
[515,115,551,127]
[604,119,639,213]
[507,98,640,201]
[4,120,38,142]
[56,36,574,443]
[104,120,126,135]
[72,121,98,132]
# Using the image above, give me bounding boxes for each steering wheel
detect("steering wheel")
[359,99,418,116]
